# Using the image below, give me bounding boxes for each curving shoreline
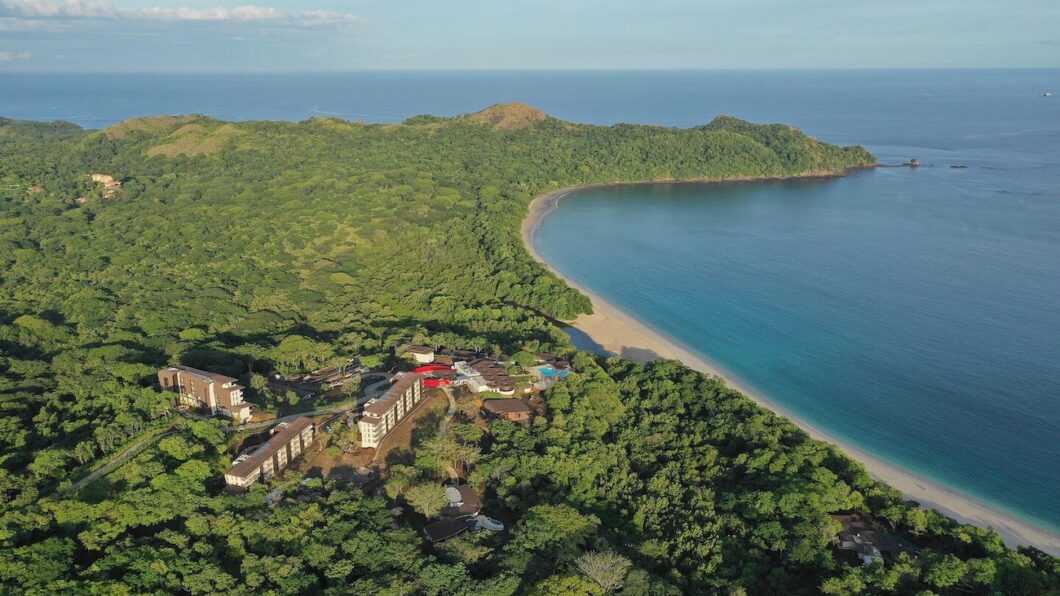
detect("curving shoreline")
[521,183,1060,556]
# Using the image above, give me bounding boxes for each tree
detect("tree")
[574,550,632,592]
[73,441,96,465]
[924,554,967,589]
[28,449,69,479]
[405,482,447,518]
[513,351,538,368]
[157,435,204,462]
[249,373,268,393]
[436,531,492,565]
[504,504,600,576]
[270,335,336,376]
[526,574,603,595]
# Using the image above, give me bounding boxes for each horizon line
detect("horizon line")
[3,66,1060,75]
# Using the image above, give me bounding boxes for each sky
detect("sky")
[0,0,1058,71]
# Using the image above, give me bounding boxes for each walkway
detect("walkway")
[65,427,175,494]
[435,388,462,480]
[438,387,457,434]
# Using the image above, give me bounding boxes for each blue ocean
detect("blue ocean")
[3,70,1058,533]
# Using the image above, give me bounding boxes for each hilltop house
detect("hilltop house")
[224,417,316,489]
[157,365,252,423]
[358,373,426,448]
[90,173,122,187]
[405,345,436,364]
[90,173,122,198]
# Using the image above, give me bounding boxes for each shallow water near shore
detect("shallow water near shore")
[535,168,1060,535]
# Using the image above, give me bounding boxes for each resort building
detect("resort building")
[157,364,252,423]
[481,398,534,423]
[224,417,316,489]
[454,359,515,395]
[358,373,426,448]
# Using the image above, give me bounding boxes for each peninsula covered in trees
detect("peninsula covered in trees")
[0,106,1056,593]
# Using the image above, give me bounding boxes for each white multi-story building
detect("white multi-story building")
[358,373,425,448]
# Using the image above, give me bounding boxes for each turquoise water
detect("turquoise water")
[3,69,1058,532]
[538,366,570,379]
[534,80,1060,532]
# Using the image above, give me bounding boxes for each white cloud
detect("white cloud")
[0,1,359,26]
[0,50,32,60]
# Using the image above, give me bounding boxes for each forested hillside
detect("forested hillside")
[0,107,1055,593]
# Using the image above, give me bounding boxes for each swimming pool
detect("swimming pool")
[538,366,569,379]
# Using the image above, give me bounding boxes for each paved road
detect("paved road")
[362,374,394,399]
[182,400,377,434]
[65,428,175,494]
[231,407,352,432]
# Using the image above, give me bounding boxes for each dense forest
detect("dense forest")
[0,106,1055,593]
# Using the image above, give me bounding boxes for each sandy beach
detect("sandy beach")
[522,185,1060,556]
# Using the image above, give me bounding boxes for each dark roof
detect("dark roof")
[481,399,533,415]
[441,485,482,518]
[470,359,514,391]
[364,373,424,417]
[422,518,472,542]
[227,417,314,478]
[407,344,435,354]
[855,543,879,557]
[166,364,239,386]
